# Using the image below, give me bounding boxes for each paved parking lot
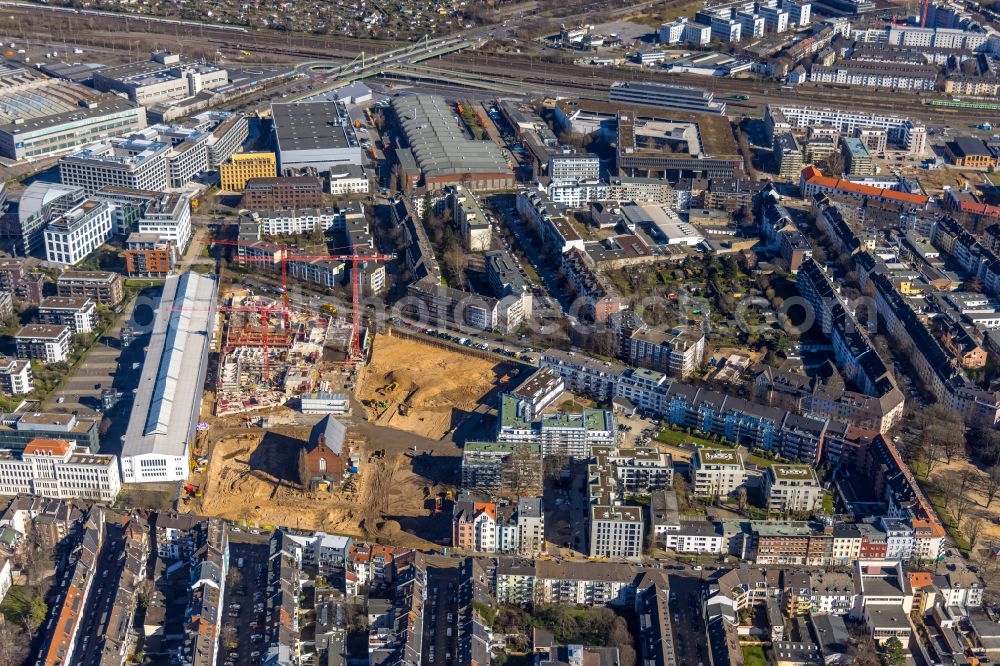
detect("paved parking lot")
[48,297,143,420]
[219,536,271,666]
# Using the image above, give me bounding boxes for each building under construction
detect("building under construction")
[214,292,356,416]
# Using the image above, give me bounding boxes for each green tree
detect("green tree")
[881,637,905,666]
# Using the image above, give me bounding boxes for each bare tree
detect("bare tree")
[737,487,748,514]
[964,516,985,551]
[985,465,1000,508]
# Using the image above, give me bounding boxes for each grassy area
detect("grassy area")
[627,0,704,26]
[742,645,768,666]
[655,428,718,449]
[822,491,834,515]
[909,460,971,556]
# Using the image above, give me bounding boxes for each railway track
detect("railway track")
[439,52,1000,123]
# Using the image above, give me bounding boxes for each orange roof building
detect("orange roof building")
[800,166,929,207]
[23,438,73,457]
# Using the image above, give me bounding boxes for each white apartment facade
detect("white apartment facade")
[38,297,98,335]
[0,439,120,502]
[0,357,32,395]
[692,447,747,498]
[765,465,823,513]
[15,325,73,363]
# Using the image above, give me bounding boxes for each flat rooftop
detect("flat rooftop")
[769,465,818,482]
[271,101,352,152]
[698,448,742,465]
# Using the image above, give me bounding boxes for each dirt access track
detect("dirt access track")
[357,334,520,440]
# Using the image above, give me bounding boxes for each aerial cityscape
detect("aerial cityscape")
[0,0,995,664]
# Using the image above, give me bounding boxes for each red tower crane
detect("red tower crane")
[211,239,395,362]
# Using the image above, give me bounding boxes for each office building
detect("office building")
[0,411,98,452]
[38,296,98,334]
[760,6,790,32]
[220,152,277,191]
[549,153,600,181]
[609,81,726,115]
[125,233,176,278]
[271,101,364,171]
[0,357,32,395]
[121,272,216,483]
[691,448,747,498]
[0,94,146,161]
[765,465,823,513]
[327,164,370,195]
[684,22,713,45]
[14,182,86,254]
[43,200,114,268]
[15,324,73,363]
[59,138,170,193]
[660,18,688,44]
[93,52,229,106]
[0,438,120,502]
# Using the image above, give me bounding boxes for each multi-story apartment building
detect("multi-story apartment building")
[452,494,546,556]
[38,296,98,334]
[692,448,747,498]
[535,408,616,459]
[15,324,72,363]
[809,62,937,91]
[452,185,492,252]
[125,233,176,278]
[0,356,32,395]
[548,153,600,181]
[0,438,120,501]
[56,270,124,307]
[774,132,803,179]
[765,465,823,513]
[842,137,877,177]
[765,105,926,155]
[43,200,114,268]
[627,326,706,378]
[562,248,623,324]
[589,500,643,559]
[219,152,277,191]
[239,206,364,237]
[594,446,674,492]
[460,441,542,494]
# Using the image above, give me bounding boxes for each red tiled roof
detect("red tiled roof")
[801,166,929,206]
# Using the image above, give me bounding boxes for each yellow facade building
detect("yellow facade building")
[220,152,277,191]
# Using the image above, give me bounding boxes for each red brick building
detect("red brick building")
[299,416,347,491]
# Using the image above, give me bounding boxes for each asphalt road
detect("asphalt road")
[73,522,125,665]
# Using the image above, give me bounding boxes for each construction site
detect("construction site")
[357,332,521,440]
[184,297,521,545]
[183,418,452,547]
[213,290,358,416]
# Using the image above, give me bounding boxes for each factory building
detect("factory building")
[121,272,217,483]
